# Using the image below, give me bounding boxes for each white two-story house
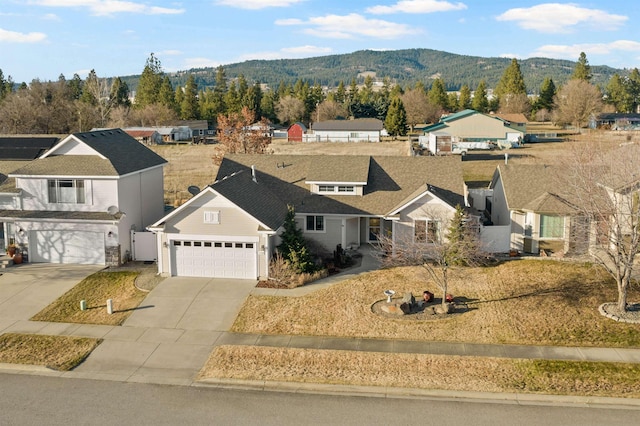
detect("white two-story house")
[0,129,167,265]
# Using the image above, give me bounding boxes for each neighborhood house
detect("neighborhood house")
[0,129,167,265]
[148,154,468,279]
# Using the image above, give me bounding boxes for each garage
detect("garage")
[170,239,257,279]
[30,230,106,264]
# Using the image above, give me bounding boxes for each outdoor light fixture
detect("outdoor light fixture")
[17,228,25,237]
[108,231,114,238]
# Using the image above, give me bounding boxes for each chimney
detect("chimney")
[504,152,509,165]
[251,165,257,183]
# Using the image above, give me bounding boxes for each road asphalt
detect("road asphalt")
[2,255,640,409]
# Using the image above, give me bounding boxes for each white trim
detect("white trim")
[305,180,368,185]
[39,135,107,159]
[387,190,457,216]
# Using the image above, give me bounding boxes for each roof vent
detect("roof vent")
[251,165,257,183]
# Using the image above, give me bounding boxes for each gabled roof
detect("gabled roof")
[493,113,528,124]
[491,164,578,214]
[441,109,477,122]
[312,118,384,132]
[216,154,465,217]
[12,129,167,177]
[150,170,289,232]
[0,136,61,160]
[125,130,159,138]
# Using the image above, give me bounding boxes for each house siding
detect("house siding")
[17,177,118,212]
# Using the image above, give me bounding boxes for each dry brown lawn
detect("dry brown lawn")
[200,346,640,398]
[0,333,100,371]
[31,271,147,326]
[232,260,640,347]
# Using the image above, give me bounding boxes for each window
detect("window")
[338,186,355,193]
[204,210,220,224]
[306,215,324,231]
[318,185,335,193]
[540,215,564,239]
[350,132,359,139]
[415,220,440,243]
[48,179,85,204]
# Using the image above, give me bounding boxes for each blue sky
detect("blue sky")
[1,0,639,83]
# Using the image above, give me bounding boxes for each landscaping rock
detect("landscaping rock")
[400,302,412,314]
[402,292,415,306]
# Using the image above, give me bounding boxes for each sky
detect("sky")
[1,0,639,83]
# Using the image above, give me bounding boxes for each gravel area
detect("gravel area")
[599,302,640,324]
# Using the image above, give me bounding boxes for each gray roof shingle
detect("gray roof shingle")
[312,119,384,132]
[216,154,465,218]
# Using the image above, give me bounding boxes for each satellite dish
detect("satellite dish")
[107,205,119,215]
[188,186,200,196]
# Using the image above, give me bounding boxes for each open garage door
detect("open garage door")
[170,239,257,279]
[30,230,105,264]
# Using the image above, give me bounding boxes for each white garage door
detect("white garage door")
[171,239,257,279]
[30,230,106,264]
[171,240,258,279]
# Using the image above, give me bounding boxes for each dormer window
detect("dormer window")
[318,185,356,194]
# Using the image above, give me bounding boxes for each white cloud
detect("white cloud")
[532,40,640,60]
[276,13,419,39]
[32,0,184,16]
[42,13,60,20]
[496,3,627,34]
[215,0,304,9]
[0,28,47,43]
[499,53,522,60]
[159,49,182,56]
[367,0,467,15]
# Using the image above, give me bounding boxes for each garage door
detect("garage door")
[30,230,106,264]
[171,239,257,278]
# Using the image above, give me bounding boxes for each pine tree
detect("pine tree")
[428,78,449,111]
[158,76,177,112]
[135,53,163,108]
[471,80,489,112]
[535,77,556,111]
[458,84,471,110]
[276,206,316,274]
[605,74,633,113]
[494,58,527,112]
[109,77,131,108]
[180,74,199,120]
[572,52,592,81]
[384,97,407,137]
[334,80,346,104]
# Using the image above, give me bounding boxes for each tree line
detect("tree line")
[0,52,639,136]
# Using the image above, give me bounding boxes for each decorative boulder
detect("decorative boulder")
[400,302,412,314]
[402,292,415,306]
[434,303,455,315]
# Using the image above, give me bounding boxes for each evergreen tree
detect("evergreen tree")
[384,97,407,137]
[225,83,241,113]
[0,69,9,102]
[68,73,84,100]
[237,74,248,102]
[471,80,489,112]
[180,74,199,120]
[334,80,346,104]
[359,75,375,104]
[260,89,278,123]
[135,53,163,108]
[277,206,316,274]
[572,52,592,81]
[535,77,556,111]
[157,76,176,112]
[447,92,459,112]
[458,84,471,110]
[79,69,98,105]
[428,78,449,111]
[243,82,263,117]
[494,58,527,112]
[109,77,131,108]
[605,74,633,113]
[628,68,640,113]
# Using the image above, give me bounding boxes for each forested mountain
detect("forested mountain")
[121,48,622,93]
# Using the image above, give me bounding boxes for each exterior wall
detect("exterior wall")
[296,215,343,252]
[17,177,119,212]
[49,139,97,155]
[393,195,454,243]
[445,114,520,140]
[480,225,511,253]
[155,191,269,278]
[310,130,380,142]
[345,217,360,249]
[489,176,510,226]
[308,183,364,196]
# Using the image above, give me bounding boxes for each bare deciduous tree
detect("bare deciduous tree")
[553,79,603,129]
[498,93,531,115]
[400,88,433,130]
[314,100,348,122]
[561,142,640,313]
[216,107,271,159]
[275,95,305,125]
[374,205,485,311]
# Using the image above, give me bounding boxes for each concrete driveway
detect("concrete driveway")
[0,263,104,330]
[123,276,257,331]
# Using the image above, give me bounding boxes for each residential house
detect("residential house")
[592,113,640,130]
[0,129,167,265]
[148,154,467,279]
[309,119,387,142]
[487,164,582,255]
[492,112,528,134]
[422,109,524,149]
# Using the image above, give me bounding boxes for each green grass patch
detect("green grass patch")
[31,271,147,326]
[0,333,101,371]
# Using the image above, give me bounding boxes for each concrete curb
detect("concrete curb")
[0,362,60,374]
[195,378,640,409]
